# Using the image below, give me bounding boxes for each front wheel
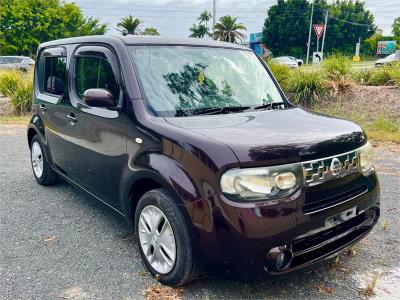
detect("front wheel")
[134,188,199,286]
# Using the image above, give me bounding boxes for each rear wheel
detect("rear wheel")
[134,188,199,286]
[30,135,58,185]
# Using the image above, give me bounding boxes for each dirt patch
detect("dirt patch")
[331,85,400,120]
[143,284,182,300]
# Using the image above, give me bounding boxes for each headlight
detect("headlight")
[220,163,303,201]
[359,141,374,173]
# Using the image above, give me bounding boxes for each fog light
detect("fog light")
[265,246,293,272]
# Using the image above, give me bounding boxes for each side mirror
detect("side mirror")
[83,88,115,108]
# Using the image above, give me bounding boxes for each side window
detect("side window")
[42,56,67,96]
[75,56,119,101]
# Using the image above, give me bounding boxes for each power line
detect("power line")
[328,15,374,27]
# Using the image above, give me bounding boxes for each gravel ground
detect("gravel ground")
[0,124,399,300]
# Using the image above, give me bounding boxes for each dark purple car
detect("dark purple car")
[27,36,380,286]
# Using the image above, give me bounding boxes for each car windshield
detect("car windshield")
[129,46,284,117]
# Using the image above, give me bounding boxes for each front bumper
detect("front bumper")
[192,171,380,276]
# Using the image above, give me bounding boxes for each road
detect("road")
[0,124,399,300]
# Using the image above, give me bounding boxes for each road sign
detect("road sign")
[313,24,325,39]
[313,52,323,65]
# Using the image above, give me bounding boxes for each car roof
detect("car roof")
[39,35,249,50]
[0,55,30,59]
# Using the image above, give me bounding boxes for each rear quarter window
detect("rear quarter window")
[38,50,67,97]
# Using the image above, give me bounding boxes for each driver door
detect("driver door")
[65,45,127,209]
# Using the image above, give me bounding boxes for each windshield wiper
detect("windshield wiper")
[253,102,285,110]
[193,106,251,115]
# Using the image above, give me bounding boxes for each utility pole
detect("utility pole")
[320,10,328,59]
[306,0,315,65]
[212,0,216,32]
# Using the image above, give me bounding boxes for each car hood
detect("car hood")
[165,107,366,167]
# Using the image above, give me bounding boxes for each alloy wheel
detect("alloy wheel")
[138,205,177,274]
[31,141,44,178]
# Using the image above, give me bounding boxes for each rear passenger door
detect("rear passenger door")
[35,47,69,173]
[65,45,127,208]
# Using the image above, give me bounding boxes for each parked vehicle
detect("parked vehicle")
[0,56,35,71]
[286,56,304,66]
[375,51,400,66]
[270,56,299,68]
[28,36,380,286]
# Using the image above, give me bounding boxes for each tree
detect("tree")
[325,0,376,54]
[198,10,212,29]
[189,10,212,38]
[189,24,209,38]
[393,17,400,41]
[142,27,160,36]
[0,0,107,56]
[262,0,313,57]
[213,15,247,43]
[262,0,376,56]
[117,15,143,35]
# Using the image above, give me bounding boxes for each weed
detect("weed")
[359,273,380,296]
[382,219,389,230]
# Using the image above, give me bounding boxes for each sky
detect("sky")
[75,0,399,39]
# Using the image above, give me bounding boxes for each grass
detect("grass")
[0,114,30,125]
[315,101,400,144]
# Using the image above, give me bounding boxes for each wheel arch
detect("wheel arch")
[27,114,46,148]
[123,170,195,231]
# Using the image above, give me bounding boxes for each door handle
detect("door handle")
[67,113,77,124]
[39,104,46,112]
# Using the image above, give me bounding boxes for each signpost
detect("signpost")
[313,52,323,65]
[313,24,325,53]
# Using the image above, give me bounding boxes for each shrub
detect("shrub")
[9,81,34,114]
[322,54,354,92]
[266,60,291,91]
[322,54,352,80]
[386,63,400,86]
[0,70,33,114]
[285,69,329,107]
[0,70,20,96]
[367,65,393,86]
[351,68,374,85]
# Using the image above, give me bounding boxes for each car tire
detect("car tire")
[134,188,199,286]
[30,135,58,186]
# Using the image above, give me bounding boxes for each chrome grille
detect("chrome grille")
[302,150,359,186]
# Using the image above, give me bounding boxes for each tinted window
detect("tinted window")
[43,56,67,96]
[75,56,119,100]
[9,57,23,63]
[0,57,6,64]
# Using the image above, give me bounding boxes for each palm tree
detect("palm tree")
[117,15,143,35]
[198,10,212,28]
[213,15,247,43]
[142,27,160,36]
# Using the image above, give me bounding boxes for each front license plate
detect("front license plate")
[325,206,357,227]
